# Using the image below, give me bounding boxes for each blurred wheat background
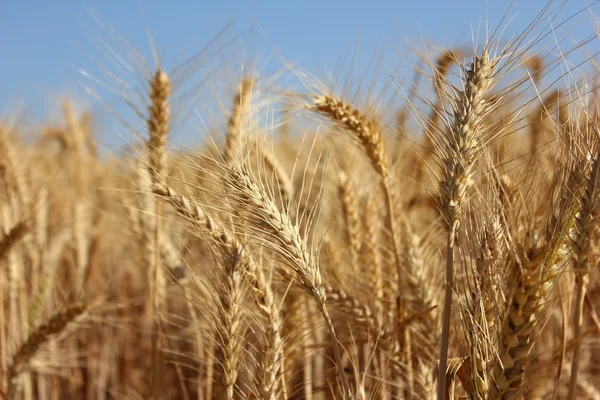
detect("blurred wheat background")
[2,1,600,399]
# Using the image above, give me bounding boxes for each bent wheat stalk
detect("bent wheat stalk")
[153,182,284,399]
[310,99,405,383]
[311,97,400,280]
[222,162,353,398]
[225,78,253,164]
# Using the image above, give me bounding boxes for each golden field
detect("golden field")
[1,2,600,399]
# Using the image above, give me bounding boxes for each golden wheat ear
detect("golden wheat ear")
[218,160,354,397]
[435,52,498,399]
[6,303,87,398]
[309,96,403,357]
[224,78,253,164]
[152,178,286,398]
[144,66,172,399]
[567,137,600,400]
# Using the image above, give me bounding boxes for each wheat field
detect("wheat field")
[2,2,600,399]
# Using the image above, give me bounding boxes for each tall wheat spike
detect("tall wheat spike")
[437,52,496,399]
[214,248,245,400]
[146,67,171,399]
[225,78,253,164]
[310,97,404,369]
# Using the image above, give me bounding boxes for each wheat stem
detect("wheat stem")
[437,53,494,400]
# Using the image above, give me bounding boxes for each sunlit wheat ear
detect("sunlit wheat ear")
[145,67,171,398]
[221,162,353,397]
[490,239,559,400]
[152,182,284,399]
[567,139,600,400]
[225,78,253,164]
[438,52,495,233]
[147,68,171,187]
[6,303,87,398]
[310,95,402,329]
[487,163,575,399]
[437,52,497,400]
[214,249,245,400]
[338,171,361,271]
[312,96,388,180]
[223,163,321,296]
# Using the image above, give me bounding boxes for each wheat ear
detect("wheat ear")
[362,196,384,318]
[567,143,600,400]
[437,53,495,400]
[222,162,353,398]
[145,67,171,399]
[152,182,284,399]
[311,95,403,317]
[489,239,558,399]
[225,78,253,164]
[6,303,87,398]
[338,171,361,271]
[147,69,171,187]
[214,249,245,400]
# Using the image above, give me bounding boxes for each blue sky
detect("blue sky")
[1,0,599,148]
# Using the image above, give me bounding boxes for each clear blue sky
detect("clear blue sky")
[1,1,599,148]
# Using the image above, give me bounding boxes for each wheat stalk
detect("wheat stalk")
[225,78,253,164]
[310,97,404,378]
[145,67,171,399]
[222,161,354,398]
[153,182,284,399]
[436,52,496,400]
